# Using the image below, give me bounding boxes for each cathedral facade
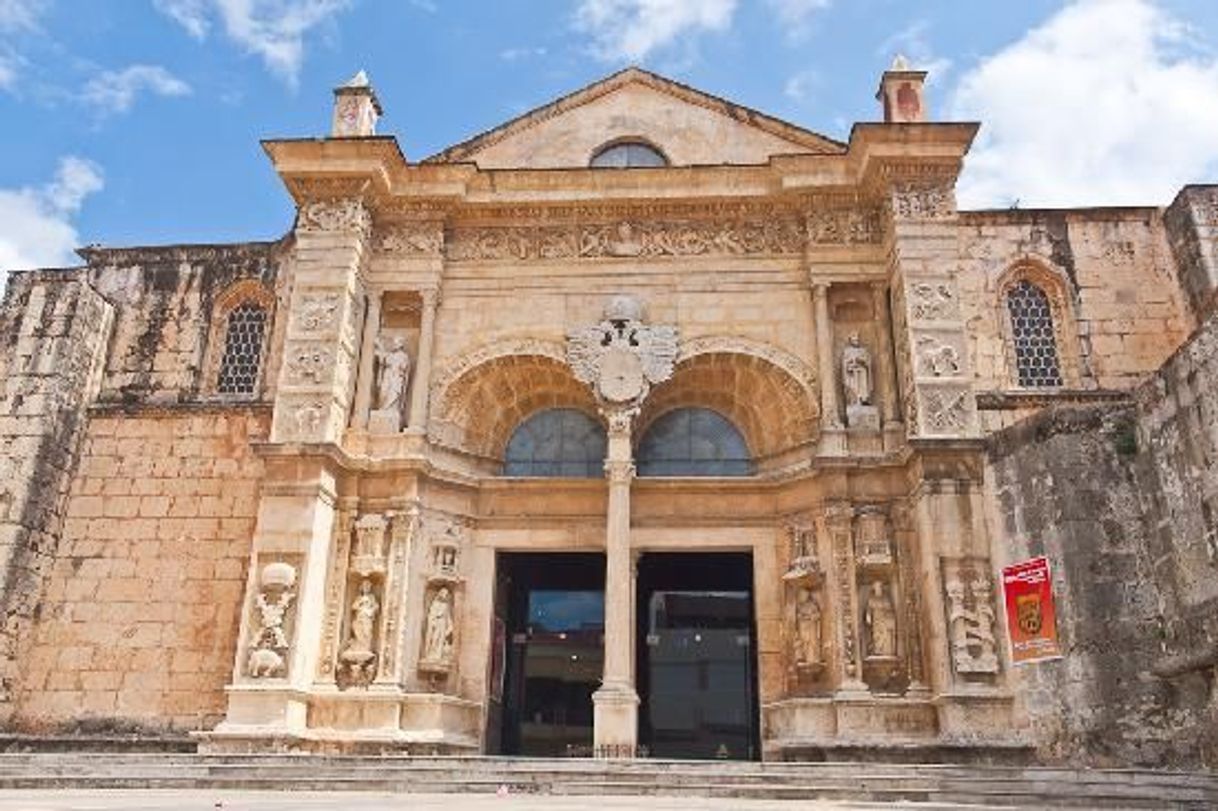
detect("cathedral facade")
[0,66,1214,765]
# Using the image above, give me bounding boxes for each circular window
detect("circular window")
[589,141,668,168]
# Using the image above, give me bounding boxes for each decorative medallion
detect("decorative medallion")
[567,295,678,408]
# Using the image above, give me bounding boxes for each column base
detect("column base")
[817,427,847,457]
[592,683,639,758]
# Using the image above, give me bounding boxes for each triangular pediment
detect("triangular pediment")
[426,67,844,169]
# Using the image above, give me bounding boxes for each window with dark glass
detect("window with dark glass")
[1006,280,1064,388]
[503,409,607,477]
[589,141,668,168]
[636,408,752,477]
[216,301,268,396]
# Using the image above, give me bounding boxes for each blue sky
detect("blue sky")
[1,0,1217,274]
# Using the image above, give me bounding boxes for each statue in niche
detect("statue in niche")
[794,587,823,667]
[863,581,898,658]
[339,579,380,685]
[841,333,873,407]
[374,335,412,414]
[421,587,455,665]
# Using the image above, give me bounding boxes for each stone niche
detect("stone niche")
[368,291,422,434]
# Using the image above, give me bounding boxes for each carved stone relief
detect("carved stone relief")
[916,335,963,378]
[285,342,335,386]
[567,295,678,408]
[419,586,456,672]
[943,558,1001,676]
[247,561,297,679]
[294,292,342,335]
[908,280,959,322]
[337,578,381,688]
[855,506,893,568]
[447,218,804,261]
[841,333,873,407]
[297,198,372,237]
[379,223,444,256]
[919,386,972,435]
[807,207,882,245]
[794,587,824,669]
[351,513,389,576]
[863,581,898,659]
[890,182,954,220]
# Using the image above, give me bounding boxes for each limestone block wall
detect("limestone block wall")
[1164,185,1218,319]
[958,209,1192,401]
[986,301,1218,767]
[7,409,268,732]
[0,272,114,705]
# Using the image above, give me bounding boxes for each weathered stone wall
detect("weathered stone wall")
[0,272,114,704]
[987,304,1218,767]
[1164,185,1218,320]
[7,409,268,732]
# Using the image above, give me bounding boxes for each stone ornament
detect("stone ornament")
[909,281,958,322]
[286,343,333,385]
[855,507,893,568]
[891,182,954,220]
[784,521,820,581]
[916,335,962,378]
[920,387,971,435]
[943,561,1000,676]
[351,513,389,576]
[794,587,823,669]
[419,587,456,671]
[567,295,678,407]
[806,207,882,245]
[297,198,371,237]
[380,223,443,256]
[446,218,804,262]
[248,562,297,679]
[296,293,342,334]
[338,578,380,687]
[291,400,326,439]
[863,581,898,659]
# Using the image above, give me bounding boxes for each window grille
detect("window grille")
[1006,280,1063,387]
[504,409,607,477]
[636,408,752,477]
[216,302,267,396]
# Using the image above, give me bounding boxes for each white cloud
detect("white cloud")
[153,0,354,84]
[0,50,15,89]
[0,0,46,32]
[0,157,103,273]
[952,0,1218,209]
[783,69,819,103]
[877,19,951,85]
[574,0,737,62]
[82,64,191,113]
[500,46,547,62]
[766,0,828,37]
[153,0,210,38]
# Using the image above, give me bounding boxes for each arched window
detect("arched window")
[636,408,752,477]
[1005,280,1063,388]
[216,301,269,395]
[503,409,606,477]
[589,140,668,168]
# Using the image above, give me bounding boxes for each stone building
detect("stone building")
[0,65,1214,766]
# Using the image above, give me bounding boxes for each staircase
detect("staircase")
[0,752,1212,808]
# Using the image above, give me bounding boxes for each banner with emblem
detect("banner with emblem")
[1002,555,1062,665]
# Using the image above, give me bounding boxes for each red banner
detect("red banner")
[1002,556,1062,665]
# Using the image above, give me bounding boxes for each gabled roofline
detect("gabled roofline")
[423,66,847,164]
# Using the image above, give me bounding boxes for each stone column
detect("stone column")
[825,503,867,694]
[593,408,639,757]
[871,283,903,450]
[813,283,845,454]
[406,287,439,435]
[351,289,383,430]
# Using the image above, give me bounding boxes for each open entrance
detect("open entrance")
[493,552,605,756]
[637,552,758,760]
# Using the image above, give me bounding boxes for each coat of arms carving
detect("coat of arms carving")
[567,295,678,406]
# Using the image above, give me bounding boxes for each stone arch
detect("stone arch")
[994,258,1083,389]
[638,338,820,461]
[429,339,598,458]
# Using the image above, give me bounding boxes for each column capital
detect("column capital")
[420,286,441,309]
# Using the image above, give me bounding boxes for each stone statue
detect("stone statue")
[841,333,873,407]
[344,579,380,659]
[794,588,822,666]
[422,587,455,664]
[864,581,897,658]
[374,335,412,414]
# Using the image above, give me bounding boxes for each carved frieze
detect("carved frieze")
[293,292,342,335]
[446,218,804,261]
[918,385,973,436]
[379,222,444,256]
[297,198,372,237]
[915,335,963,378]
[807,207,882,245]
[908,280,959,322]
[942,557,1001,676]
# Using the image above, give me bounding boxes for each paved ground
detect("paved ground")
[0,791,1008,810]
